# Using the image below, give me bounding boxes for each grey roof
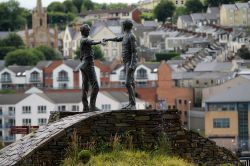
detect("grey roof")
[206,82,250,102]
[102,91,141,103]
[235,3,249,9]
[64,60,81,70]
[179,15,193,23]
[36,61,52,69]
[0,60,5,70]
[194,61,233,72]
[46,93,82,103]
[207,7,219,14]
[172,71,233,80]
[143,63,160,72]
[222,4,237,10]
[0,94,29,105]
[8,65,33,75]
[0,31,10,39]
[143,21,158,27]
[191,13,206,21]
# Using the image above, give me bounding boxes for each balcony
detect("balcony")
[136,75,148,80]
[29,77,41,82]
[57,77,69,82]
[119,75,125,80]
[0,78,12,83]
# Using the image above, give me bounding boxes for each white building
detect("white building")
[110,63,159,87]
[0,65,43,90]
[0,88,146,143]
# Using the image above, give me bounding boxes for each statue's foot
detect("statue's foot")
[83,106,89,112]
[89,106,100,112]
[122,104,136,110]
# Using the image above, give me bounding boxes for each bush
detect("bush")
[78,150,91,163]
[155,51,180,61]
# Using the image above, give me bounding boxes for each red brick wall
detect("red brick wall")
[157,62,193,124]
[132,9,141,23]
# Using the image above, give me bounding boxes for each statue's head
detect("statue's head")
[80,24,91,36]
[122,19,133,32]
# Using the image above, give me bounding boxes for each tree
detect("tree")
[75,46,105,61]
[185,0,204,13]
[63,0,78,13]
[0,33,24,60]
[82,0,94,11]
[48,12,76,30]
[0,0,28,31]
[236,45,250,60]
[141,12,155,20]
[47,2,65,12]
[5,48,45,66]
[173,7,188,23]
[36,45,62,60]
[72,0,83,13]
[2,33,24,48]
[108,3,128,9]
[155,51,180,61]
[153,0,175,23]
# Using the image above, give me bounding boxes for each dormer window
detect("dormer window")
[136,68,148,79]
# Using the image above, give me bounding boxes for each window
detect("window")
[22,106,31,114]
[58,70,69,82]
[22,119,31,126]
[181,0,184,4]
[40,19,43,26]
[1,72,11,83]
[136,68,148,79]
[38,118,47,126]
[184,100,187,105]
[112,49,117,57]
[102,104,111,111]
[72,105,79,111]
[179,99,182,104]
[0,107,2,115]
[196,80,199,84]
[112,42,117,47]
[119,69,125,80]
[59,83,68,89]
[213,118,230,128]
[211,80,214,84]
[176,0,178,4]
[38,106,46,114]
[58,105,66,111]
[30,71,40,82]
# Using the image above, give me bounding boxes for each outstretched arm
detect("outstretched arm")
[103,36,123,42]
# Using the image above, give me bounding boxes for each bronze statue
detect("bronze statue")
[103,19,138,110]
[78,24,105,112]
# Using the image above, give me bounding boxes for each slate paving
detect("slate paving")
[0,110,111,166]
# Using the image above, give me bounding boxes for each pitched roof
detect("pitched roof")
[36,61,52,69]
[222,4,237,10]
[206,82,250,102]
[102,91,142,103]
[7,65,33,75]
[64,60,81,70]
[0,94,30,105]
[45,92,82,103]
[194,61,233,72]
[179,15,193,23]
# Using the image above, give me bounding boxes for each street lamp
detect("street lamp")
[188,101,191,130]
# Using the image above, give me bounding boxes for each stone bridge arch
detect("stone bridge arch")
[0,110,241,166]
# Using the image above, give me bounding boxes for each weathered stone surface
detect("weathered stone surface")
[0,109,242,166]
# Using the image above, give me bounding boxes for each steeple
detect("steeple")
[37,0,42,13]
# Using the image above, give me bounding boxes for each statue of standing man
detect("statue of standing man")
[104,19,138,110]
[78,24,105,112]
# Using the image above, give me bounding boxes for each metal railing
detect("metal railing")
[240,157,250,166]
[0,78,12,83]
[57,77,69,82]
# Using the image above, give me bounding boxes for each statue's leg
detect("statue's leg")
[88,63,99,111]
[124,63,136,110]
[81,68,89,112]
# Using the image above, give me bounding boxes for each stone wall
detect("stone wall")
[0,110,242,166]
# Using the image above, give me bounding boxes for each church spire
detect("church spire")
[37,0,42,13]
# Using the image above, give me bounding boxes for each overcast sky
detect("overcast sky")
[0,0,141,9]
